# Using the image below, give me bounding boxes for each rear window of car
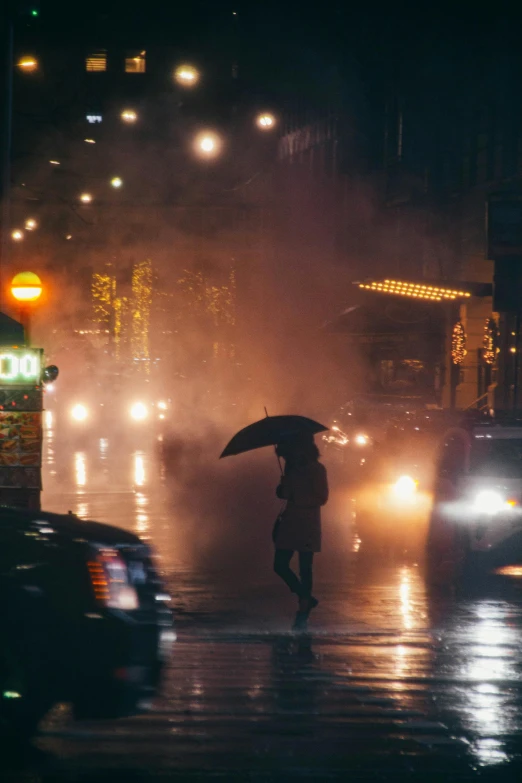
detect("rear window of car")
[470,438,522,477]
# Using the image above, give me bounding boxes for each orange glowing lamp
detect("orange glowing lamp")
[11,271,43,303]
[17,56,38,72]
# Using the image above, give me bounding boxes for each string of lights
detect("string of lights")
[131,259,153,370]
[358,279,472,301]
[114,296,130,361]
[483,317,498,366]
[92,272,116,325]
[451,321,467,365]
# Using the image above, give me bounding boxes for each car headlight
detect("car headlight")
[130,402,148,421]
[354,433,370,447]
[472,489,509,515]
[71,404,88,422]
[392,475,418,499]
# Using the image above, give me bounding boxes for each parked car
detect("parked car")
[0,507,174,740]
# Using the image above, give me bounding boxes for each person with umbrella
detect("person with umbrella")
[221,414,329,630]
[273,432,329,629]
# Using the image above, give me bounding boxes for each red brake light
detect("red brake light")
[87,561,110,602]
[87,548,139,610]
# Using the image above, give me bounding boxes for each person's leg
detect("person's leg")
[274,549,303,595]
[298,552,314,599]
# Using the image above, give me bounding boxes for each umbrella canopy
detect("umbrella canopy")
[220,415,328,458]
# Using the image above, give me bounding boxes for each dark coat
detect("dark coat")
[274,460,329,552]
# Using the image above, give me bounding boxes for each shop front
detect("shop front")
[327,278,494,410]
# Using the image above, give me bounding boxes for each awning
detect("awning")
[354,278,492,302]
[323,300,445,335]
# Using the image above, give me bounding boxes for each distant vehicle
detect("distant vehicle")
[353,424,439,553]
[0,507,174,740]
[428,419,522,577]
[45,372,172,444]
[323,394,443,474]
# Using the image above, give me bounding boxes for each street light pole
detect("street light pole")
[0,17,14,306]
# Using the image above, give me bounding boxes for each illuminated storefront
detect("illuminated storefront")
[328,278,493,409]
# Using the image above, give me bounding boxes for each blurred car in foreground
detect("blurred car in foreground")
[0,507,174,740]
[428,419,522,579]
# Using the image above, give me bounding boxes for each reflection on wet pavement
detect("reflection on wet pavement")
[29,433,522,779]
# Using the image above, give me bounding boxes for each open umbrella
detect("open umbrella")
[220,415,328,458]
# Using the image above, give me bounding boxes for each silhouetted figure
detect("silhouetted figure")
[273,433,329,630]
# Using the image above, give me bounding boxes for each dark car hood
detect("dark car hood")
[0,506,141,546]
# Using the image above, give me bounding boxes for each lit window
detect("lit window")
[86,114,102,124]
[86,51,107,72]
[125,51,146,73]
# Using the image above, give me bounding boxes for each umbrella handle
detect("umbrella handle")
[264,407,283,477]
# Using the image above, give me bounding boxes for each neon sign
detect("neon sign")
[0,350,42,383]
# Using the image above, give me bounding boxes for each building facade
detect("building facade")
[275,17,522,410]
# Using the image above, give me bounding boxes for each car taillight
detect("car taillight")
[87,548,139,610]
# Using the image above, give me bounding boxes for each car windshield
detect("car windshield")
[470,438,522,478]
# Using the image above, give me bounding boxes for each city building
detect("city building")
[275,14,522,410]
[3,6,271,389]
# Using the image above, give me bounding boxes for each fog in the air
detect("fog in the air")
[6,68,451,577]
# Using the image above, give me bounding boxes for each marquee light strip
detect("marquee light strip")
[358,279,472,302]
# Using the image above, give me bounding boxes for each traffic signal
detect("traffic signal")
[43,365,59,384]
[17,1,41,18]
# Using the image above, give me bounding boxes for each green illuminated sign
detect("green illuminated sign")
[0,349,42,384]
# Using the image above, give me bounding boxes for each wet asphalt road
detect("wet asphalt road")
[6,432,522,781]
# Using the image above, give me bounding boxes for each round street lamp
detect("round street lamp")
[11,229,24,241]
[110,176,123,188]
[121,109,138,123]
[11,271,43,303]
[174,64,200,87]
[256,112,276,130]
[79,192,93,204]
[194,131,222,159]
[25,218,37,231]
[11,272,43,346]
